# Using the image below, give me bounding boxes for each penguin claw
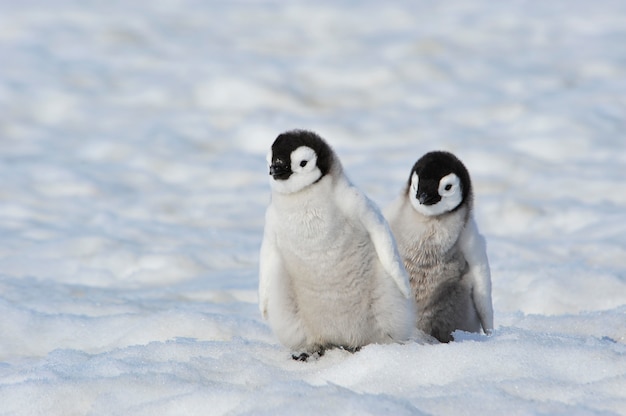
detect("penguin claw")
[291,345,361,361]
[291,348,326,362]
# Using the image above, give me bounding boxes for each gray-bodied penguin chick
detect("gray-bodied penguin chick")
[385,151,493,342]
[259,130,415,360]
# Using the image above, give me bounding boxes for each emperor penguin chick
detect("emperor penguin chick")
[259,130,415,360]
[385,151,493,343]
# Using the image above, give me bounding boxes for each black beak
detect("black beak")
[418,192,439,205]
[269,163,292,180]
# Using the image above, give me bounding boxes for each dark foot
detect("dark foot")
[291,348,325,362]
[292,352,309,361]
[341,346,361,353]
[431,329,453,343]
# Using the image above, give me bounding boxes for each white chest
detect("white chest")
[271,183,368,262]
[390,199,468,266]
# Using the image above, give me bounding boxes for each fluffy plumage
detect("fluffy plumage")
[385,151,493,342]
[259,130,415,358]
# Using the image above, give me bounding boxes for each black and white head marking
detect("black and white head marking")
[267,130,333,194]
[407,151,472,217]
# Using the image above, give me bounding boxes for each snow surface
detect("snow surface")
[1,0,625,414]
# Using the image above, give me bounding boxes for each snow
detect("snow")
[1,0,625,414]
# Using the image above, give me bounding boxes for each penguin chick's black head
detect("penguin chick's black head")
[269,130,333,180]
[408,151,472,211]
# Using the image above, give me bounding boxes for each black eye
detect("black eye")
[300,160,308,167]
[445,184,452,191]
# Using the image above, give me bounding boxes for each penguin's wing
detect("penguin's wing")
[337,180,411,298]
[459,217,494,334]
[258,209,284,320]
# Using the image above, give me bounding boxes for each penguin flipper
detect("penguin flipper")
[459,217,494,334]
[336,179,411,298]
[259,210,283,320]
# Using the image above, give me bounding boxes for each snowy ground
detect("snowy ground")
[1,0,626,414]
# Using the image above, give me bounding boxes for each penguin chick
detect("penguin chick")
[259,130,415,360]
[385,151,493,343]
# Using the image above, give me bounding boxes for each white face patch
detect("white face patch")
[269,146,322,194]
[409,172,463,216]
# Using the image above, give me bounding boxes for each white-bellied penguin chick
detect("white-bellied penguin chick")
[385,151,493,342]
[259,130,415,360]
